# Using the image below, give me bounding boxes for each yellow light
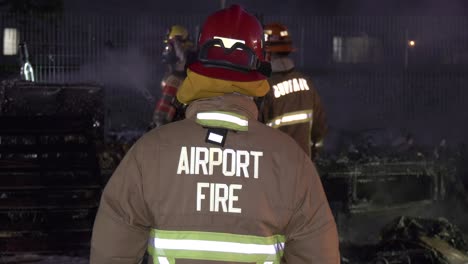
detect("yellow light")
[408,40,416,47]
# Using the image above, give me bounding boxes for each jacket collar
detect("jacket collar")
[185,94,259,131]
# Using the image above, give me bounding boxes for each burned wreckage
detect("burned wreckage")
[0,80,104,255]
[317,133,468,263]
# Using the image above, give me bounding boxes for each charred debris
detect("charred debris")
[316,130,468,263]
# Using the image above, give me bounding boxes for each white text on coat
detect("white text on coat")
[177,146,263,178]
[196,182,242,213]
[176,146,264,214]
[273,78,310,98]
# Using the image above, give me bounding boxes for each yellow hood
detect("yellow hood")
[176,69,270,104]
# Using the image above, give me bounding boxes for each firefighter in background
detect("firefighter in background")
[91,5,339,264]
[259,23,327,159]
[152,25,194,128]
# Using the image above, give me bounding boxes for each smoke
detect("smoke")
[53,44,161,131]
[85,46,156,101]
[55,43,161,103]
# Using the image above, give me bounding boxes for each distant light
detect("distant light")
[408,40,416,47]
[3,28,19,55]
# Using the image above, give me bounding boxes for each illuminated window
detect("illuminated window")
[333,35,382,64]
[332,36,343,62]
[3,28,19,55]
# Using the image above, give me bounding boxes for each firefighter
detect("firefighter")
[90,5,339,264]
[152,25,194,128]
[259,23,327,159]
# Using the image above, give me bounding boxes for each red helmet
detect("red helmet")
[264,23,295,53]
[188,4,271,82]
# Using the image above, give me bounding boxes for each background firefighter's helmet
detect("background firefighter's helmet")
[161,25,194,66]
[165,25,189,42]
[263,22,295,53]
[188,4,271,82]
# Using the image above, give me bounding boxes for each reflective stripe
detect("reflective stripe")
[281,113,309,123]
[196,111,249,131]
[158,257,170,264]
[267,109,313,128]
[214,36,245,48]
[148,229,285,264]
[314,139,324,148]
[197,112,248,127]
[154,237,281,254]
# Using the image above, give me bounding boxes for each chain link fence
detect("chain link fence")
[1,13,468,145]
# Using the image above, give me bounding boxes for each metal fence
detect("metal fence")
[1,13,468,145]
[0,13,205,131]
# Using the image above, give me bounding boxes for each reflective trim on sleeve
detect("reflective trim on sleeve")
[314,139,324,148]
[196,111,249,131]
[158,257,170,264]
[148,229,285,264]
[266,109,313,128]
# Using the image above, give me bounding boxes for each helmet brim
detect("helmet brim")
[265,45,296,53]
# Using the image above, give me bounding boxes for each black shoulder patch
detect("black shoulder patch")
[205,128,228,147]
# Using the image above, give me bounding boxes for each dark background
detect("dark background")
[65,0,468,16]
[2,0,468,15]
[2,0,468,148]
[1,1,468,261]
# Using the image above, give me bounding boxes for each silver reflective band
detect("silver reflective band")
[158,257,170,264]
[154,237,284,255]
[213,36,245,49]
[315,140,324,148]
[159,255,274,264]
[267,110,312,128]
[197,112,248,127]
[208,132,223,143]
[281,113,308,123]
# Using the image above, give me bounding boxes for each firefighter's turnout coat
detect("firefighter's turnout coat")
[260,56,327,158]
[90,94,339,264]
